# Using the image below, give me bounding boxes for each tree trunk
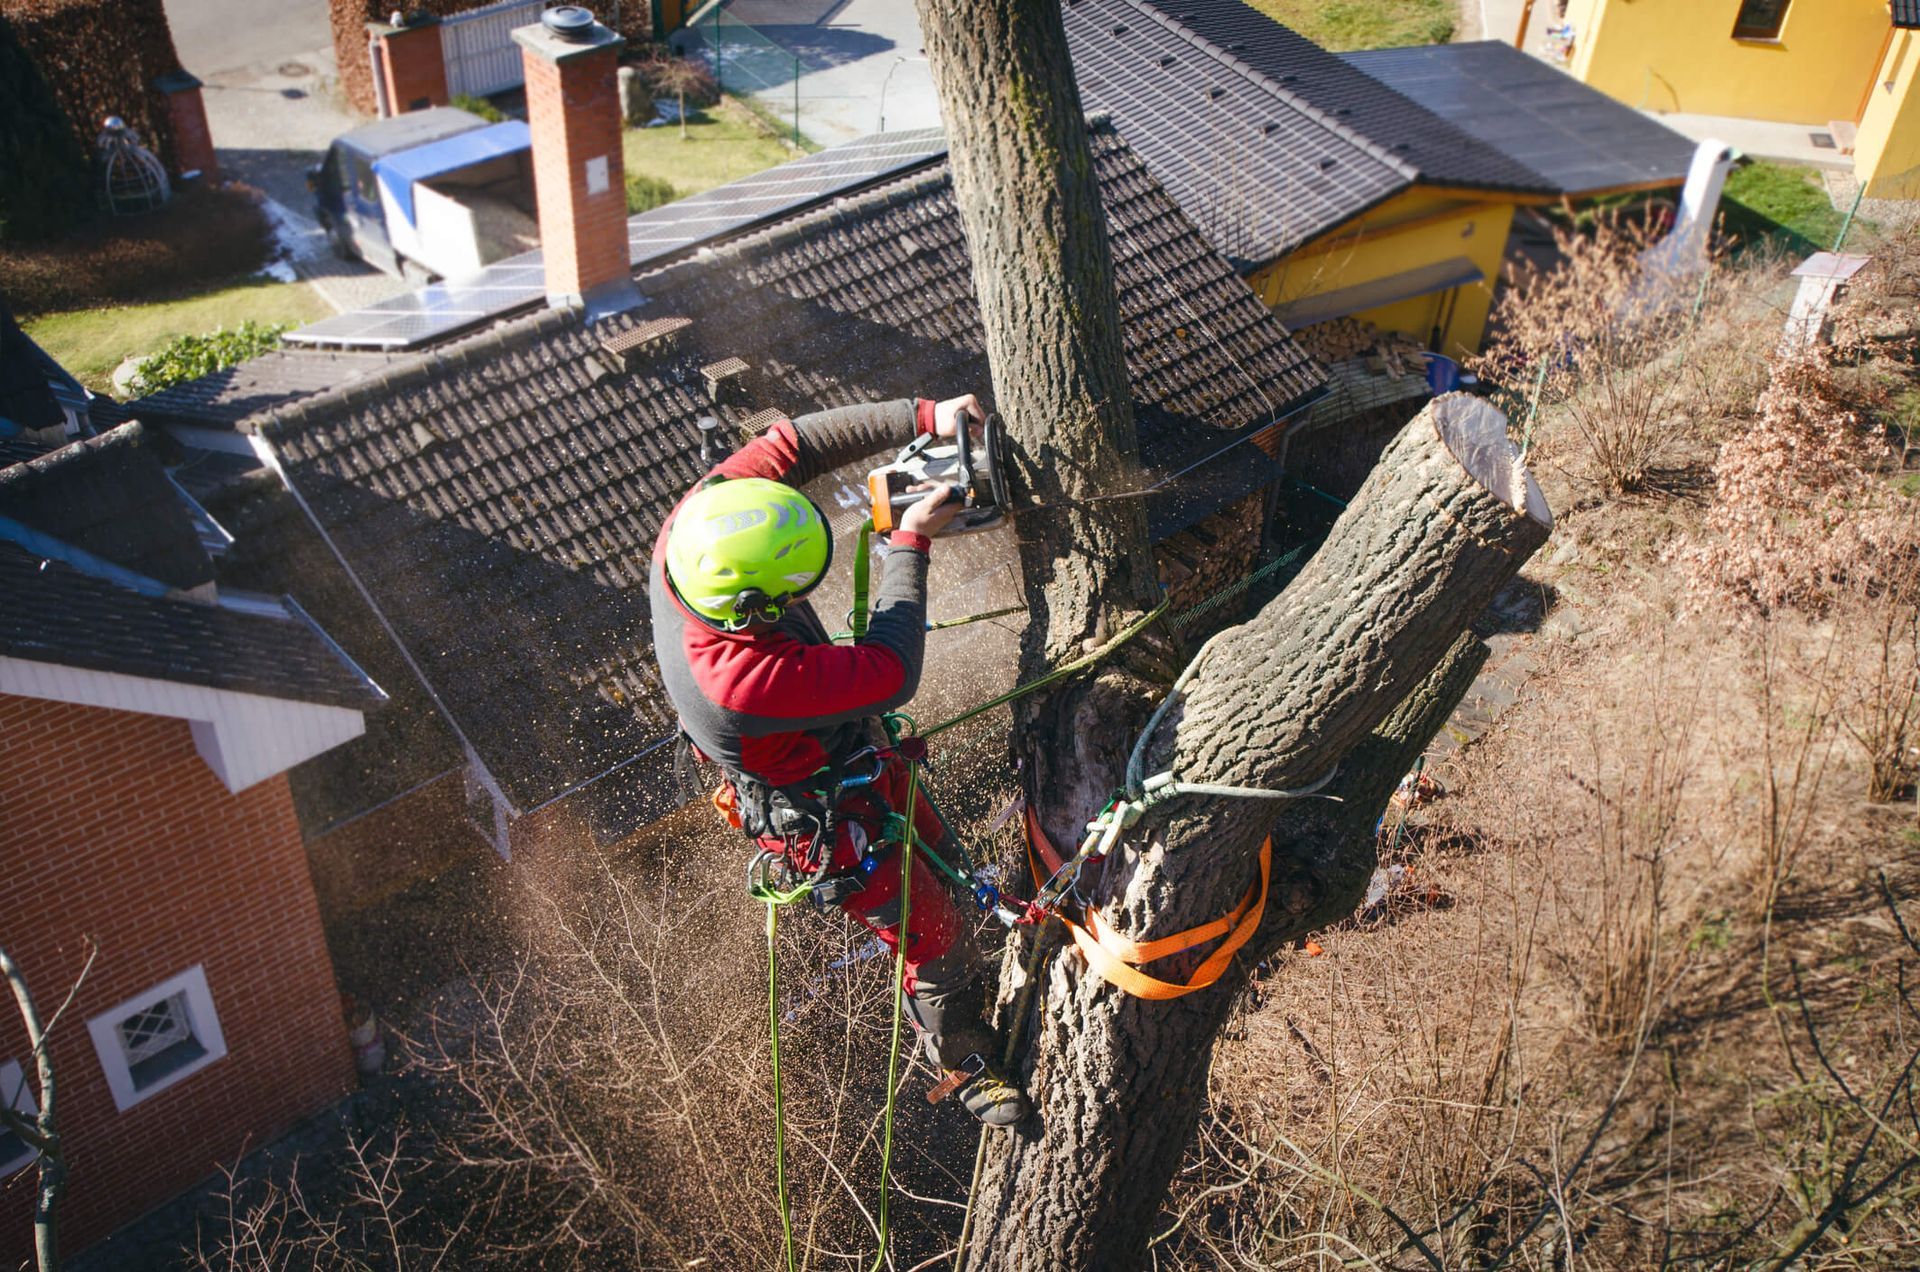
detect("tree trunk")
[914,0,1167,835]
[967,400,1550,1269]
[912,5,1553,1269]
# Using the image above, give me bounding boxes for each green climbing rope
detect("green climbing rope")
[869,712,920,1272]
[766,901,799,1272]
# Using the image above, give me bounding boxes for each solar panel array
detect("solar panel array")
[285,129,949,352]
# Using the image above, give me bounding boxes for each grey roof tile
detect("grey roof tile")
[1065,0,1554,266]
[1343,42,1699,196]
[133,348,406,427]
[0,540,383,710]
[251,120,1321,813]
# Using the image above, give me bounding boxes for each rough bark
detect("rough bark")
[965,399,1550,1270]
[911,5,1552,1268]
[914,0,1167,838]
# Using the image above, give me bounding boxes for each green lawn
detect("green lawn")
[1721,161,1853,250]
[622,97,801,201]
[1242,0,1455,50]
[23,276,330,394]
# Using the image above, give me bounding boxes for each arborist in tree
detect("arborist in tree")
[651,395,1032,1128]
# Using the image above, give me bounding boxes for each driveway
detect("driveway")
[683,0,941,147]
[161,0,407,311]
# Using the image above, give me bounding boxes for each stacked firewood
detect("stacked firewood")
[1297,317,1429,377]
[1153,495,1263,615]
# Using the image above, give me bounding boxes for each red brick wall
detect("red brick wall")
[520,39,630,302]
[160,82,218,179]
[379,22,449,115]
[0,694,355,1261]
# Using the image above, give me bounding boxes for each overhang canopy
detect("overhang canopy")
[1273,256,1484,328]
[373,120,530,226]
[1343,42,1700,198]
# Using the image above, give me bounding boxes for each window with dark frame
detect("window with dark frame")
[1732,0,1790,40]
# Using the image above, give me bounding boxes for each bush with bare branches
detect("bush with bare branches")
[1475,216,1734,492]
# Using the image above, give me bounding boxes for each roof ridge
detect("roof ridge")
[0,420,146,492]
[1109,0,1421,184]
[251,305,578,437]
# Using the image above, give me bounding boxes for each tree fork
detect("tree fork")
[968,398,1550,1270]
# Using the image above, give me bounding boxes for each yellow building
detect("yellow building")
[1249,190,1522,361]
[1560,0,1920,198]
[1067,0,1700,358]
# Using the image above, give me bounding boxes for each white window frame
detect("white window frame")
[0,1059,39,1174]
[86,966,228,1112]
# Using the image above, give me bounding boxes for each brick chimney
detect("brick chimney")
[513,7,639,317]
[369,14,449,116]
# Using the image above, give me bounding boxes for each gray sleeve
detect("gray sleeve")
[859,540,928,708]
[786,399,920,487]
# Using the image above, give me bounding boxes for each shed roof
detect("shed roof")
[1343,42,1700,197]
[1063,0,1555,267]
[248,120,1324,820]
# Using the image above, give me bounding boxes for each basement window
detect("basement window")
[0,1060,38,1175]
[87,966,228,1111]
[1732,0,1789,41]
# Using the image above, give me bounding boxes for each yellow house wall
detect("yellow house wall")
[1857,30,1920,197]
[1559,0,1886,124]
[1248,189,1517,358]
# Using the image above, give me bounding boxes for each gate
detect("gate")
[441,0,548,100]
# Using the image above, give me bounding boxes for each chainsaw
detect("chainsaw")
[865,411,1012,536]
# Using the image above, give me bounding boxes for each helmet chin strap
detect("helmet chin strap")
[724,587,788,632]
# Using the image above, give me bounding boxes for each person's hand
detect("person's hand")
[933,394,983,439]
[899,482,962,538]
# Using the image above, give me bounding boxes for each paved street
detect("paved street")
[161,0,407,311]
[684,0,941,147]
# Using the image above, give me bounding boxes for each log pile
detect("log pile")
[1297,316,1429,377]
[1152,492,1263,617]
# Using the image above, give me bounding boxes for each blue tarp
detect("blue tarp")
[372,120,531,226]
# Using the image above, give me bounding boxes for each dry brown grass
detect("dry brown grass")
[1151,235,1920,1270]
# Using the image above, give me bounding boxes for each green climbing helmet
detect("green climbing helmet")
[665,476,833,630]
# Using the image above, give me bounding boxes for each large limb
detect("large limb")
[967,397,1551,1271]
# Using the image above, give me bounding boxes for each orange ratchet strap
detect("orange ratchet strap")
[1025,807,1270,1001]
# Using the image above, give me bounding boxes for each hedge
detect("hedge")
[332,0,666,114]
[0,14,90,243]
[0,182,273,316]
[0,0,185,186]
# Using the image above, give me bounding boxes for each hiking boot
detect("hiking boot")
[955,1057,1031,1128]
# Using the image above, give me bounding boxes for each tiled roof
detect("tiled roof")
[0,423,213,591]
[250,119,1324,817]
[134,348,407,427]
[1343,42,1699,197]
[1064,0,1554,265]
[0,541,384,711]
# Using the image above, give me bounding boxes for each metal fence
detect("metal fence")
[677,4,807,146]
[440,0,549,99]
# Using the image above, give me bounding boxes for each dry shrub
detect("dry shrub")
[190,1129,466,1272]
[403,808,971,1269]
[1679,346,1914,614]
[0,182,273,316]
[1476,216,1737,492]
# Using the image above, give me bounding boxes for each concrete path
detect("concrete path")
[681,0,940,147]
[1653,111,1853,171]
[162,0,406,312]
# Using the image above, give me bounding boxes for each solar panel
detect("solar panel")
[285,129,948,353]
[1897,0,1920,28]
